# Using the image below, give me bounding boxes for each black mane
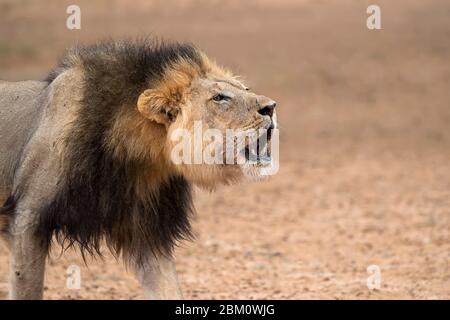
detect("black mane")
[37,40,200,262]
[46,39,202,84]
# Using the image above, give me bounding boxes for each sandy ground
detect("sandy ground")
[0,0,449,299]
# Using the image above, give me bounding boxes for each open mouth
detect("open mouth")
[243,125,273,166]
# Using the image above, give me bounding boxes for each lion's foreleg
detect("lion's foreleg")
[8,210,47,300]
[131,254,183,300]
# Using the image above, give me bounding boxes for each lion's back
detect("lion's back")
[0,80,47,200]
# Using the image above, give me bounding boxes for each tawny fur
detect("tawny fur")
[0,38,275,266]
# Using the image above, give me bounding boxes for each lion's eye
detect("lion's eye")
[212,94,230,102]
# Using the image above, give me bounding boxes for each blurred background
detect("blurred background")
[0,0,449,299]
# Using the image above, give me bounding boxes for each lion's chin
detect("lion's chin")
[179,164,243,190]
[240,141,273,180]
[239,161,272,182]
[177,160,273,190]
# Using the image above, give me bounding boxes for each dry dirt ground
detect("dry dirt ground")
[0,0,449,299]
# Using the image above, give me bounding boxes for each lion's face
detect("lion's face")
[137,57,277,189]
[189,77,275,136]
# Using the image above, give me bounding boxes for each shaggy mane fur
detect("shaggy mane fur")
[37,40,206,262]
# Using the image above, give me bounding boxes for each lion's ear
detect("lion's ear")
[137,89,180,125]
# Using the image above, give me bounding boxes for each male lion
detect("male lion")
[0,40,277,299]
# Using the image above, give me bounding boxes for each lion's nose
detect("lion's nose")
[258,101,277,118]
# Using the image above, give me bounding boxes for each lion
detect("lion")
[0,40,277,299]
